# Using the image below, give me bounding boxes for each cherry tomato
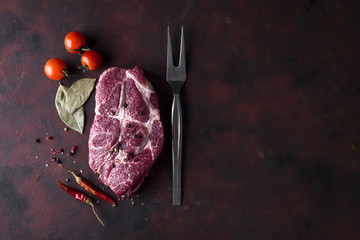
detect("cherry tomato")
[80,50,102,71]
[64,31,87,54]
[44,58,68,80]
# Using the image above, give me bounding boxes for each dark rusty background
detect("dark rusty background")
[1,0,360,239]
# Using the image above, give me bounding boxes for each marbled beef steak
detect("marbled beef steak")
[88,66,164,196]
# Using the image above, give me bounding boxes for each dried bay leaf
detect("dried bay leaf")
[55,84,85,134]
[65,78,96,114]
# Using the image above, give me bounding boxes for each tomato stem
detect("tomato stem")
[67,46,90,53]
[78,64,89,73]
[62,69,69,78]
[81,46,90,51]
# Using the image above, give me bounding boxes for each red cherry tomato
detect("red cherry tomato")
[44,58,68,80]
[64,31,87,54]
[80,50,102,71]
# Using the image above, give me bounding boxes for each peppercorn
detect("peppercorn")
[124,153,133,160]
[56,148,63,154]
[70,146,77,154]
[51,156,61,163]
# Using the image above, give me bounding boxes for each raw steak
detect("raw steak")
[88,66,164,196]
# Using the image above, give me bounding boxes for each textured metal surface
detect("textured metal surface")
[1,0,360,239]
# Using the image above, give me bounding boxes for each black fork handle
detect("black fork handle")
[172,93,182,206]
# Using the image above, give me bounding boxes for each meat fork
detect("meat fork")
[166,26,186,206]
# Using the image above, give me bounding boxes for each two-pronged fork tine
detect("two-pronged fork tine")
[167,26,186,83]
[166,26,186,206]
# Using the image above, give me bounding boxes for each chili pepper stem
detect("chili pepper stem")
[86,199,105,226]
[57,180,105,226]
[58,164,82,184]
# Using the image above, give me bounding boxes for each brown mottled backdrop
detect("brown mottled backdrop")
[0,0,360,239]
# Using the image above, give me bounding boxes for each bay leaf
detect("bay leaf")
[55,84,85,134]
[64,78,96,114]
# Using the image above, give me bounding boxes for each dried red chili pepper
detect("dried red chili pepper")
[58,164,116,207]
[57,180,104,226]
